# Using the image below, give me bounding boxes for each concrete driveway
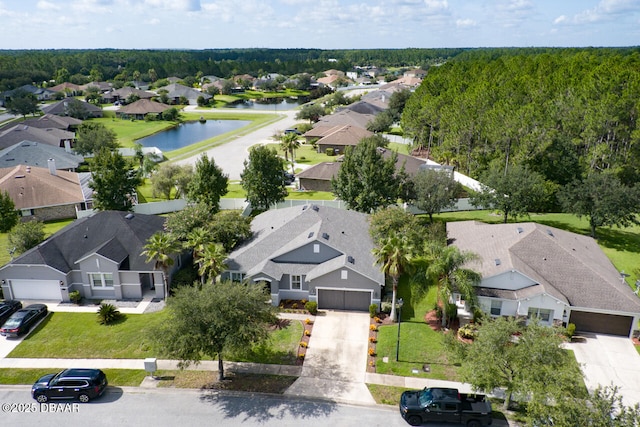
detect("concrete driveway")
[565,333,640,407]
[284,310,376,405]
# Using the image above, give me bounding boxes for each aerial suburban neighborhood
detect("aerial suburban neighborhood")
[0,20,640,427]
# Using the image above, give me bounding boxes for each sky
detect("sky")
[0,0,638,50]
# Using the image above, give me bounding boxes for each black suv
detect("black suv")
[32,369,108,403]
[0,300,22,326]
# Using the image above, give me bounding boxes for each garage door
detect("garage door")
[9,279,62,301]
[569,311,633,336]
[317,289,371,311]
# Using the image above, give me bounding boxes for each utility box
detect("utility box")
[144,358,157,378]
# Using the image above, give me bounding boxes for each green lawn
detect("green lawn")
[8,310,303,365]
[0,219,73,267]
[265,143,338,166]
[0,368,148,387]
[223,182,334,201]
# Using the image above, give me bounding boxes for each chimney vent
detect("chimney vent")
[47,158,57,176]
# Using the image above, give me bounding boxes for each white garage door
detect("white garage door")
[10,279,62,301]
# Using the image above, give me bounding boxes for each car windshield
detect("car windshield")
[2,317,21,328]
[419,389,433,407]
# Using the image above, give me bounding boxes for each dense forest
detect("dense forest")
[0,48,465,91]
[402,48,640,188]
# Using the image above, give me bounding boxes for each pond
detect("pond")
[137,120,250,151]
[227,96,308,111]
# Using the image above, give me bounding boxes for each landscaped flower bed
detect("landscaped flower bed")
[296,318,314,364]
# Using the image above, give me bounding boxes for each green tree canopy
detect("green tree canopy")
[9,220,45,255]
[241,145,287,210]
[372,235,414,322]
[164,203,214,241]
[331,138,400,213]
[151,163,193,200]
[150,280,278,381]
[6,90,39,118]
[142,231,179,297]
[0,191,19,233]
[412,169,461,222]
[75,122,119,155]
[450,317,583,412]
[470,164,547,223]
[295,103,326,123]
[187,154,228,211]
[89,148,141,211]
[558,172,640,238]
[206,210,252,252]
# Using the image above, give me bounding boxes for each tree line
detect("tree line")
[0,48,465,91]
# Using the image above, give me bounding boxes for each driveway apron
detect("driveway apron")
[284,310,376,405]
[566,333,640,407]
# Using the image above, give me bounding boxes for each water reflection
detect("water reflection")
[137,120,250,151]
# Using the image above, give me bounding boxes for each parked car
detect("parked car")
[283,171,295,185]
[0,303,48,338]
[284,128,302,135]
[32,368,108,403]
[0,300,22,326]
[399,387,492,427]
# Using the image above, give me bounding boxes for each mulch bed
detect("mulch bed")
[296,319,314,365]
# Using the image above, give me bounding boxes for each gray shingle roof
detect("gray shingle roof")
[7,211,166,274]
[227,205,383,285]
[0,141,83,170]
[447,221,640,313]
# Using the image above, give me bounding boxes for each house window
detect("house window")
[313,244,320,253]
[490,300,502,316]
[527,307,552,322]
[89,273,114,289]
[230,272,245,282]
[341,270,348,280]
[291,275,302,290]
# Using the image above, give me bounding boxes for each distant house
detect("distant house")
[49,82,82,97]
[222,204,384,311]
[448,221,640,338]
[0,85,56,107]
[297,147,428,192]
[80,82,113,93]
[339,100,386,116]
[42,99,103,119]
[22,114,82,131]
[115,99,172,120]
[0,140,84,171]
[156,83,211,105]
[305,125,373,155]
[0,164,92,221]
[0,211,181,302]
[103,87,154,104]
[404,68,427,79]
[0,125,75,151]
[314,109,375,130]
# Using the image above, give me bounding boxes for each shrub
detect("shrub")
[325,147,335,156]
[369,324,378,332]
[380,301,392,313]
[304,301,318,315]
[472,307,485,324]
[368,347,376,356]
[304,329,310,336]
[373,316,382,323]
[299,341,308,348]
[298,353,305,359]
[566,323,576,339]
[368,336,377,343]
[458,323,479,340]
[69,290,81,304]
[291,303,298,309]
[97,303,122,325]
[369,303,378,318]
[304,318,312,325]
[171,264,199,289]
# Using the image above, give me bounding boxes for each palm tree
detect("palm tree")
[280,132,300,176]
[185,227,210,284]
[426,245,481,327]
[372,235,414,322]
[198,243,228,284]
[142,232,179,298]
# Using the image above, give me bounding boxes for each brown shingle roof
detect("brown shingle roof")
[117,99,172,115]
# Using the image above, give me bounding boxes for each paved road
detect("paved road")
[0,387,409,427]
[174,107,302,180]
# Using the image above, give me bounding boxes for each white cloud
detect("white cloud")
[557,0,640,25]
[456,18,476,28]
[553,15,566,25]
[37,1,60,11]
[143,0,201,12]
[424,0,448,13]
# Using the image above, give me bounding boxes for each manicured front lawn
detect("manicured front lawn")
[0,368,148,387]
[265,143,336,166]
[8,311,303,365]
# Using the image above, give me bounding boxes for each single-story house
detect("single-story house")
[155,83,211,105]
[222,204,384,311]
[41,99,103,119]
[0,85,56,107]
[0,140,84,171]
[0,211,180,302]
[447,221,640,338]
[297,148,428,192]
[115,99,172,120]
[21,114,83,131]
[308,125,373,154]
[0,125,75,151]
[49,82,82,97]
[103,87,154,104]
[0,164,92,221]
[314,109,375,130]
[338,100,386,116]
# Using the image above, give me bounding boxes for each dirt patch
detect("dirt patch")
[158,371,297,393]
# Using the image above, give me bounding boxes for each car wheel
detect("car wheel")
[35,394,48,403]
[78,394,90,403]
[407,415,422,426]
[467,421,481,427]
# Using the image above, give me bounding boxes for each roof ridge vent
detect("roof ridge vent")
[546,229,554,237]
[322,232,329,240]
[312,205,319,212]
[516,227,523,234]
[495,258,501,266]
[347,255,354,264]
